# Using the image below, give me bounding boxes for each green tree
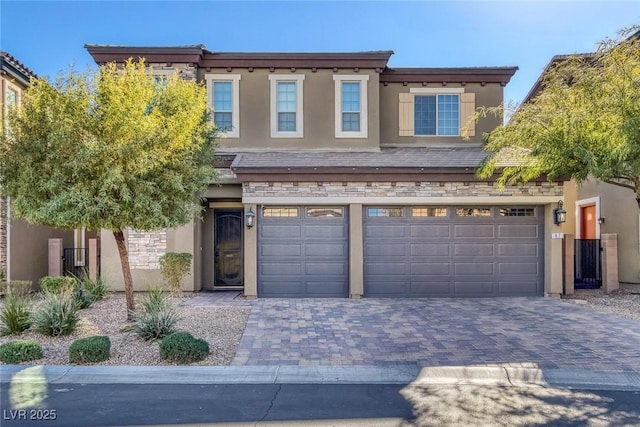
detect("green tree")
[478,27,640,206]
[0,59,217,318]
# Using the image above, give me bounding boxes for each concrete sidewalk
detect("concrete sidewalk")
[2,364,640,391]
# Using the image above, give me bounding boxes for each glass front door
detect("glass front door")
[214,209,243,286]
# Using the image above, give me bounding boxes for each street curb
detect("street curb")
[414,366,640,391]
[0,364,420,385]
[3,365,640,391]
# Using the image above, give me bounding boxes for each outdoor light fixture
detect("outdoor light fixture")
[553,200,566,226]
[597,217,606,224]
[245,208,255,228]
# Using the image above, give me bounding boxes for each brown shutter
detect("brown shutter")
[398,93,414,136]
[460,92,476,137]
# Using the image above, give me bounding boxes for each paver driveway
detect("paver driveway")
[224,297,640,371]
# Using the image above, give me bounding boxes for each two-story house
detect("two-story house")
[1,51,76,285]
[86,45,566,298]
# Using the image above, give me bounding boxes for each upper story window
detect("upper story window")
[3,83,20,131]
[334,75,368,138]
[269,74,304,138]
[399,88,475,138]
[213,82,233,131]
[415,94,459,136]
[205,74,241,138]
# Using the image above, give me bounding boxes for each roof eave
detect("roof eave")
[84,44,205,65]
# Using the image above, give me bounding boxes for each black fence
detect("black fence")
[62,247,100,278]
[574,239,602,289]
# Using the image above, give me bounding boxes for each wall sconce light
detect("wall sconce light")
[245,208,255,228]
[553,200,566,226]
[597,217,606,224]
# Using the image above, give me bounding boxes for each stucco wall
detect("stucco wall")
[576,178,640,284]
[379,82,502,147]
[199,68,381,152]
[9,220,73,285]
[101,221,197,292]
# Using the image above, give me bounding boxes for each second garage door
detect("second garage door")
[364,206,544,297]
[258,206,349,297]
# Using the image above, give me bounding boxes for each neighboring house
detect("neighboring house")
[522,47,639,288]
[86,45,567,298]
[0,51,76,285]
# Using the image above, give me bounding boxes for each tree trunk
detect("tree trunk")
[113,229,135,320]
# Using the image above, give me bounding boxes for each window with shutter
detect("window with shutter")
[398,88,475,138]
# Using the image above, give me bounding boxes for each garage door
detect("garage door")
[258,206,349,297]
[364,206,544,297]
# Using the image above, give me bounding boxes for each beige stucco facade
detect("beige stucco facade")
[88,45,568,298]
[565,178,640,284]
[201,68,382,152]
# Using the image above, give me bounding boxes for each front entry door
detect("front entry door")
[580,204,597,239]
[214,209,243,287]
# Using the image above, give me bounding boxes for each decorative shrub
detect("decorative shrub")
[71,270,108,303]
[31,293,79,336]
[159,332,209,364]
[131,287,180,341]
[0,340,43,364]
[72,286,93,310]
[83,275,108,302]
[6,280,32,298]
[0,296,31,336]
[39,276,76,295]
[159,252,192,295]
[69,336,110,364]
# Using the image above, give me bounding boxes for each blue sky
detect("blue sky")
[1,1,638,105]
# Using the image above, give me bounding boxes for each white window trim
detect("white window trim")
[575,196,601,239]
[3,80,21,125]
[269,74,304,138]
[205,74,241,138]
[410,88,462,137]
[334,75,369,138]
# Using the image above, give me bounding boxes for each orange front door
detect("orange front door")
[580,204,597,239]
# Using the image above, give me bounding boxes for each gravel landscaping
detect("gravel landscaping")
[0,293,250,365]
[562,288,640,321]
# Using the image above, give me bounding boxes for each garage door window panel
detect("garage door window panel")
[500,208,535,217]
[306,207,344,218]
[456,207,492,217]
[262,207,299,218]
[367,207,404,217]
[411,207,448,217]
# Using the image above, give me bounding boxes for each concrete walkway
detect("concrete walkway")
[195,296,640,372]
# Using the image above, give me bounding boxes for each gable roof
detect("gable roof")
[521,52,595,104]
[0,51,38,86]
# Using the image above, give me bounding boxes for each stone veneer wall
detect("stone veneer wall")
[243,181,564,198]
[149,63,197,81]
[127,230,167,270]
[0,196,6,274]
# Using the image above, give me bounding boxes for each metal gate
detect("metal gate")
[62,248,100,278]
[574,239,601,289]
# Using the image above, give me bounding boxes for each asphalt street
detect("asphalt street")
[0,383,414,427]
[2,382,640,427]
